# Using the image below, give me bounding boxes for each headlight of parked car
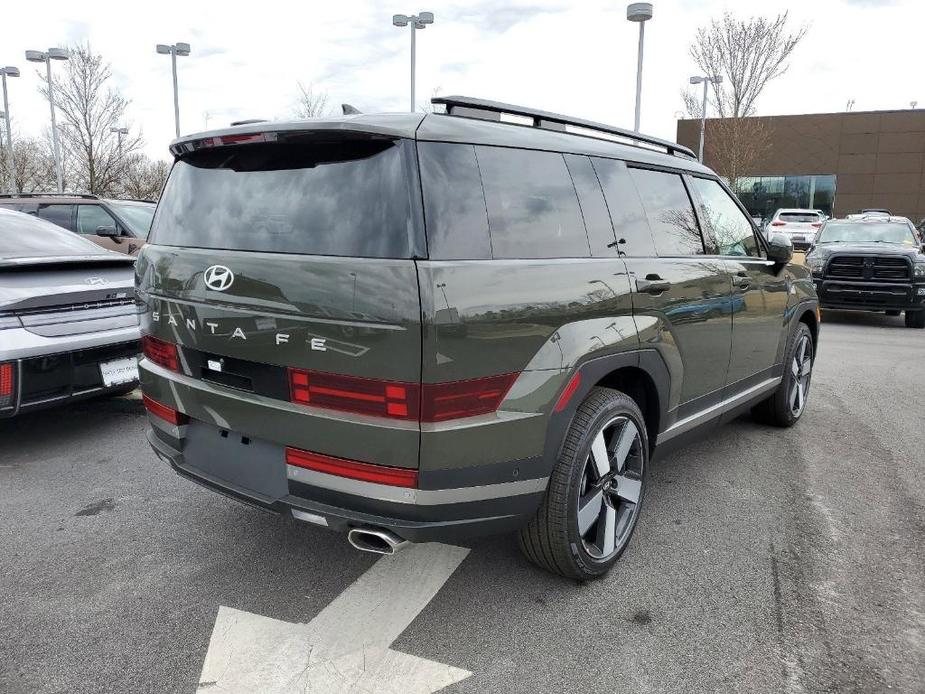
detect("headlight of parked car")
[914,262,925,279]
[805,254,827,276]
[0,314,23,330]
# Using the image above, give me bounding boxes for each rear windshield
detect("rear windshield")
[0,208,109,259]
[150,137,419,258]
[779,212,821,223]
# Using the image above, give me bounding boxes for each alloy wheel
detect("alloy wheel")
[789,334,813,417]
[576,416,644,559]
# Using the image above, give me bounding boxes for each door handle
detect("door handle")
[732,272,751,291]
[635,274,671,295]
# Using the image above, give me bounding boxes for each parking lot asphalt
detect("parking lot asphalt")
[1,310,923,694]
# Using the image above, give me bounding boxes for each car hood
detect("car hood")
[811,242,924,260]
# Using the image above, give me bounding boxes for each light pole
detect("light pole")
[392,12,434,112]
[25,48,69,192]
[689,74,723,163]
[110,126,128,157]
[1,66,20,194]
[156,42,190,138]
[626,3,653,132]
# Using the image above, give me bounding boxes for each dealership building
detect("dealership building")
[676,108,925,224]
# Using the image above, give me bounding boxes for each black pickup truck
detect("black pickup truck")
[804,216,925,328]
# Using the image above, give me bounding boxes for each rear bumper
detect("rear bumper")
[0,334,140,418]
[145,419,546,544]
[814,279,925,311]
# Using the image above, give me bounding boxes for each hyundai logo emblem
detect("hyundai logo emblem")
[85,276,106,286]
[204,265,235,291]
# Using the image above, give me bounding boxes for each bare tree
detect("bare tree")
[294,82,329,119]
[703,116,772,192]
[685,12,807,118]
[0,135,56,193]
[120,155,170,200]
[419,86,443,113]
[39,42,143,195]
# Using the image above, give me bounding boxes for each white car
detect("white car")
[766,208,825,250]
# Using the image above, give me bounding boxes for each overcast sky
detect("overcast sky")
[1,0,921,160]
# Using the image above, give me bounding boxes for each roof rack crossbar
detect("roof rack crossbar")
[431,95,697,159]
[0,192,100,200]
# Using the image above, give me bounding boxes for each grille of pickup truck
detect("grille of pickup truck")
[825,255,911,281]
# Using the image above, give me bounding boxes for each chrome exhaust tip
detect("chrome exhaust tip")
[347,527,409,555]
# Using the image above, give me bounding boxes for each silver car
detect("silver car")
[0,208,140,418]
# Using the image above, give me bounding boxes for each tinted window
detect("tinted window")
[109,202,155,237]
[475,146,589,259]
[77,204,117,235]
[151,138,418,258]
[690,177,760,257]
[36,204,74,231]
[779,212,821,223]
[0,208,112,259]
[564,154,617,256]
[419,142,491,260]
[592,158,656,257]
[628,169,703,256]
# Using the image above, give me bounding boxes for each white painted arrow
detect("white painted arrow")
[197,542,471,693]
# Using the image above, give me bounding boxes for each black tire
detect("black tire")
[518,387,648,581]
[905,310,925,329]
[885,310,901,317]
[752,322,814,427]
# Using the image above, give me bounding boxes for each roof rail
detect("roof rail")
[431,95,697,159]
[0,192,100,200]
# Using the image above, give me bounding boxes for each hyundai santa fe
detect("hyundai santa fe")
[137,96,819,579]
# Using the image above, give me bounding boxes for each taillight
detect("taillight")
[142,394,189,425]
[288,368,518,422]
[289,369,419,420]
[0,362,15,409]
[142,335,179,372]
[421,373,518,422]
[811,222,822,228]
[771,221,786,226]
[286,447,418,488]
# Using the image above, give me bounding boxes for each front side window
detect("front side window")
[36,204,74,231]
[628,169,703,256]
[77,205,118,235]
[475,146,589,259]
[690,177,760,257]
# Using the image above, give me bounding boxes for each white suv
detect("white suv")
[766,209,825,250]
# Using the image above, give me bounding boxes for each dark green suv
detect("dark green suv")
[137,97,819,579]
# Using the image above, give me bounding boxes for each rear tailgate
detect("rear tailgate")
[137,131,425,470]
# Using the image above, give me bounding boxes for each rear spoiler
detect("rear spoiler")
[0,254,136,269]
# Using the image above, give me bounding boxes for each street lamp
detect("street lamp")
[0,66,20,194]
[626,3,653,132]
[392,11,434,112]
[25,48,69,192]
[689,74,723,163]
[156,42,191,138]
[110,126,129,157]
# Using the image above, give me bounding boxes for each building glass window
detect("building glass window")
[733,174,837,223]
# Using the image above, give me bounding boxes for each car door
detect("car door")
[594,159,732,421]
[688,176,787,392]
[76,203,127,253]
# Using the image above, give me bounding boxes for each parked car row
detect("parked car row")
[0,193,156,256]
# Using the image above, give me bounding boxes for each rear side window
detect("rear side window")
[690,177,760,257]
[37,204,74,231]
[592,158,656,257]
[475,146,589,259]
[418,142,491,260]
[563,155,618,256]
[628,169,704,256]
[151,138,419,258]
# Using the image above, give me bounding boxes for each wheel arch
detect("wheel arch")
[594,366,661,453]
[797,304,819,353]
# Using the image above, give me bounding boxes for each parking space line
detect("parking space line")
[198,542,471,693]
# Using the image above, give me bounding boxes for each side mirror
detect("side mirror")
[96,225,121,240]
[767,232,793,265]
